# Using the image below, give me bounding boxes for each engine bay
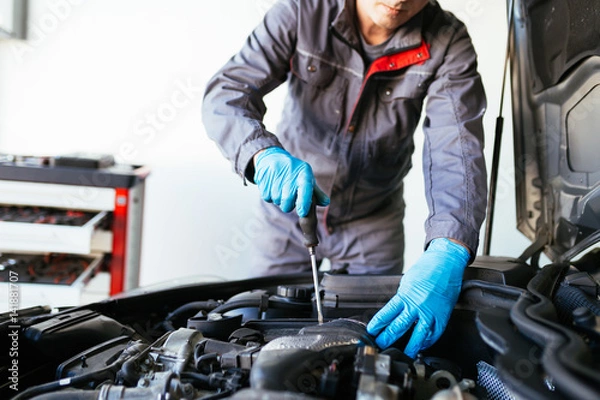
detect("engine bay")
[1,255,600,399]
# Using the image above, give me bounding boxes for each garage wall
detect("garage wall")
[0,0,533,287]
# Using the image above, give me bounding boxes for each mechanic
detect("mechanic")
[202,0,488,358]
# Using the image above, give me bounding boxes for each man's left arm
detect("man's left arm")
[367,21,487,357]
[421,21,488,255]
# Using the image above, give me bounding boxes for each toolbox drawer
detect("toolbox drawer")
[0,205,109,254]
[0,252,106,309]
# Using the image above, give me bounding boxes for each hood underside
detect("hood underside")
[511,0,600,261]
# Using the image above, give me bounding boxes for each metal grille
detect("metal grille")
[477,360,515,400]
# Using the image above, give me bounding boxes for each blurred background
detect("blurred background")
[0,0,532,290]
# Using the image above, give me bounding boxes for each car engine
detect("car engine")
[2,255,600,399]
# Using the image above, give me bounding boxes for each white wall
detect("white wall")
[0,0,533,288]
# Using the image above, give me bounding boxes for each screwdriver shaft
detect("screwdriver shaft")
[309,248,324,324]
[299,195,323,324]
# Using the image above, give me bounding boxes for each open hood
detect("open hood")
[510,0,600,262]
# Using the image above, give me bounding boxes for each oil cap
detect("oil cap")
[276,284,314,301]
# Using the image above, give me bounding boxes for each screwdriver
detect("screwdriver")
[299,195,324,324]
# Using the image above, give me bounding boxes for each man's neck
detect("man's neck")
[354,0,431,45]
[355,9,393,45]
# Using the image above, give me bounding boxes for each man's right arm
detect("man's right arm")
[201,0,299,184]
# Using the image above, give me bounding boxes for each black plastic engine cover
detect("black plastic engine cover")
[24,309,136,359]
[320,256,536,319]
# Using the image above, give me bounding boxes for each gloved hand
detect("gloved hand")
[366,238,470,358]
[254,147,330,217]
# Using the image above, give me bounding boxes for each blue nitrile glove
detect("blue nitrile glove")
[366,238,470,358]
[253,147,330,217]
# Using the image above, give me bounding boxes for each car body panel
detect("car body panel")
[511,0,600,261]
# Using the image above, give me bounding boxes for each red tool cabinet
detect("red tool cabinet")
[0,155,148,308]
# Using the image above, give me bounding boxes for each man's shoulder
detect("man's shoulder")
[422,2,472,42]
[427,3,468,29]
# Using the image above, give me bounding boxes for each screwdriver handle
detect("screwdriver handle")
[299,195,319,248]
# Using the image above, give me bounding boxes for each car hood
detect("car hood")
[510,0,600,262]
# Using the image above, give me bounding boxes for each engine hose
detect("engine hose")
[461,279,526,297]
[11,370,113,400]
[166,300,222,322]
[29,390,99,400]
[119,357,142,386]
[554,284,600,324]
[13,340,154,400]
[180,371,212,388]
[208,299,263,316]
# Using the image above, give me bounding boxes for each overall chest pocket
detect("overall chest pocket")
[363,72,430,173]
[289,52,347,135]
[371,72,429,142]
[291,52,337,89]
[376,72,428,102]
